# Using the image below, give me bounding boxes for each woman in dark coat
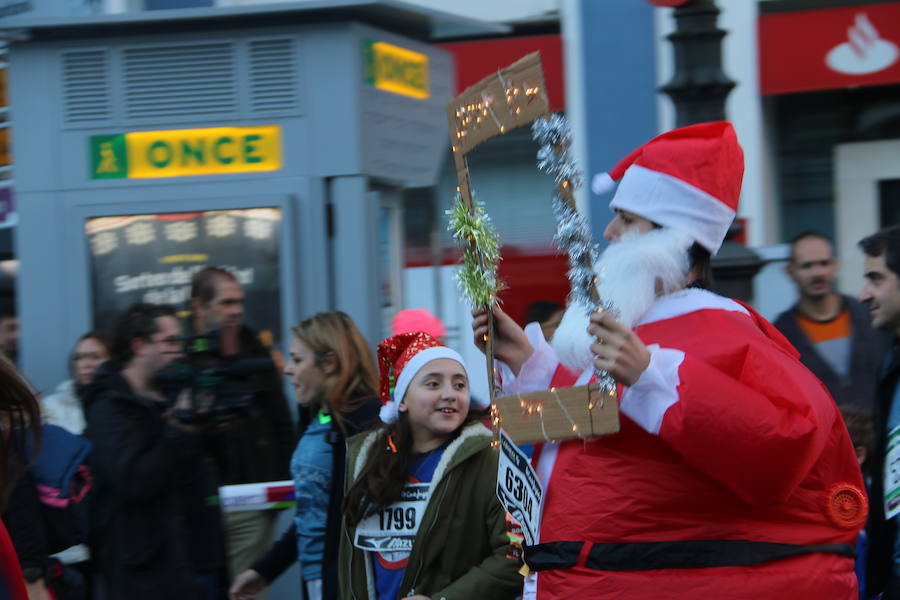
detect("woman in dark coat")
[0,355,42,600]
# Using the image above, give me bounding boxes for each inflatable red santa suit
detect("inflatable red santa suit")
[481,122,867,599]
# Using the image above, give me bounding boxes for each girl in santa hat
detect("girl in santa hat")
[230,311,381,600]
[339,332,522,600]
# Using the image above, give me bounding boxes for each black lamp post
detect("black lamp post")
[660,0,736,127]
[657,0,763,303]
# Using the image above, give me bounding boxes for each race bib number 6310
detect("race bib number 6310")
[496,430,543,547]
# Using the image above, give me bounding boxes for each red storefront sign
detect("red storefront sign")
[759,2,900,95]
[439,35,565,112]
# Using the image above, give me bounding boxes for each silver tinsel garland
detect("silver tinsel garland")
[532,115,606,313]
[532,114,617,393]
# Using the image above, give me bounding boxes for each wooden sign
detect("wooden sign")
[447,52,549,156]
[446,52,550,210]
[444,52,620,445]
[495,384,620,445]
[445,52,551,421]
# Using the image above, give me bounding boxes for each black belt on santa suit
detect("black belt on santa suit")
[523,540,856,572]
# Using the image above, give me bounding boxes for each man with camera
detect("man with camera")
[187,267,294,589]
[85,302,205,599]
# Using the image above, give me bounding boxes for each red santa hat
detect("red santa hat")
[591,121,744,254]
[377,332,482,423]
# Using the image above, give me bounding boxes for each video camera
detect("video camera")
[152,327,276,425]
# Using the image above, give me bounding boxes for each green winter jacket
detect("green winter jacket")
[339,422,523,600]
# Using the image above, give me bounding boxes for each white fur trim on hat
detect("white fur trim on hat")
[379,346,470,424]
[610,164,736,254]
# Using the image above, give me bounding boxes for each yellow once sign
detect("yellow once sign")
[368,41,429,100]
[127,126,281,178]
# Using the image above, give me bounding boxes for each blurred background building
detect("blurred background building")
[0,0,896,410]
[0,2,895,598]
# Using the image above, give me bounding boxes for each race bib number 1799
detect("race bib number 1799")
[354,483,428,554]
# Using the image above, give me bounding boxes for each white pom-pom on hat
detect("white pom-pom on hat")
[591,172,616,195]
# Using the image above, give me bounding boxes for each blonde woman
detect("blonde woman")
[231,312,380,600]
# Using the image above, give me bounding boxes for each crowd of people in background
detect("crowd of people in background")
[1,120,900,600]
[0,258,528,600]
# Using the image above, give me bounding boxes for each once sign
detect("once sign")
[89,125,282,179]
[363,40,429,100]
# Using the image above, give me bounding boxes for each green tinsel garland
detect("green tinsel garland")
[447,194,504,308]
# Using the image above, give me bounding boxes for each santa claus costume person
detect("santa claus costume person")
[339,332,522,600]
[472,121,867,599]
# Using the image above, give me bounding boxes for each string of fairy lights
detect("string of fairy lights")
[450,80,542,153]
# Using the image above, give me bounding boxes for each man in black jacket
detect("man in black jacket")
[85,303,203,599]
[188,267,293,589]
[859,226,900,600]
[775,231,887,409]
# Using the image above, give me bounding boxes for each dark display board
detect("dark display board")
[86,208,282,346]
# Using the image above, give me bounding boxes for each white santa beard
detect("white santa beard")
[550,228,694,372]
[549,300,596,372]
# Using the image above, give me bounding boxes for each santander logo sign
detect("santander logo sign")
[825,13,899,75]
[760,4,900,95]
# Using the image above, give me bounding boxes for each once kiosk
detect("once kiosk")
[2,1,494,391]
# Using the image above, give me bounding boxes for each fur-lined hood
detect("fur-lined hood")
[347,421,491,496]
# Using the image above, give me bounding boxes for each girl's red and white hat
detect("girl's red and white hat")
[377,332,483,424]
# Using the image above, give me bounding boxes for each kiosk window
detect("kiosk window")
[85,208,282,347]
